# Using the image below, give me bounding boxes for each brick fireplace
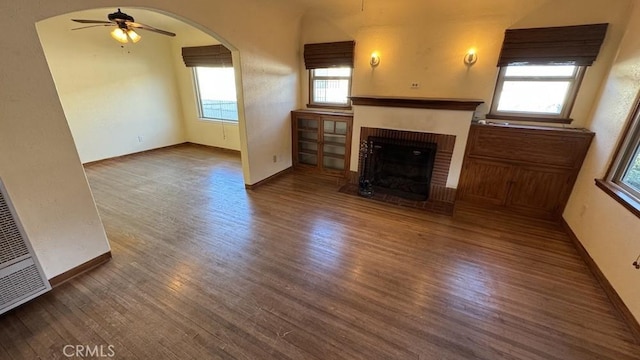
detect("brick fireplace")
[346,96,483,215]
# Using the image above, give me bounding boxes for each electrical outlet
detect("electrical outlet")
[137,135,143,143]
[410,82,420,89]
[272,155,277,163]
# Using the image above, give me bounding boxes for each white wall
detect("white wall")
[351,106,475,188]
[0,0,302,279]
[564,2,640,321]
[299,0,632,127]
[37,9,185,164]
[170,26,241,150]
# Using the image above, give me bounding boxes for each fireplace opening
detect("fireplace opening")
[360,137,437,201]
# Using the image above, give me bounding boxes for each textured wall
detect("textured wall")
[300,0,632,127]
[564,2,640,322]
[0,0,302,278]
[37,9,185,163]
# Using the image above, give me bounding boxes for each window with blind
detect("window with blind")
[182,45,238,122]
[304,41,355,108]
[489,23,608,123]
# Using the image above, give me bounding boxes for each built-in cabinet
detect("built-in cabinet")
[457,123,594,220]
[291,110,353,177]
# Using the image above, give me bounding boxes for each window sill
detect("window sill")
[307,103,352,111]
[486,113,573,124]
[595,179,640,219]
[199,118,239,124]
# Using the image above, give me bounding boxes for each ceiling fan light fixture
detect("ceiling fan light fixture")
[110,28,128,43]
[127,29,141,43]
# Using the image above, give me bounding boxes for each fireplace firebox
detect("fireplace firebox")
[359,137,437,201]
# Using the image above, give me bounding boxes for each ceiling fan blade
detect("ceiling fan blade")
[128,22,176,37]
[72,19,114,24]
[71,24,116,31]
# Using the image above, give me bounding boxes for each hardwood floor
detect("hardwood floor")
[1,143,639,359]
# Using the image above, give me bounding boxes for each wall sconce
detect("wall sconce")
[464,48,478,66]
[370,52,381,67]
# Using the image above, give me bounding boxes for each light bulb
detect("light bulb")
[464,48,478,65]
[110,28,128,44]
[370,52,380,67]
[127,29,141,43]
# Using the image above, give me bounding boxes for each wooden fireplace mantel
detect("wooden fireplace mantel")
[350,96,484,111]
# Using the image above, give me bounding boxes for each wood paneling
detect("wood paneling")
[458,124,594,220]
[1,144,639,359]
[458,159,512,205]
[350,96,483,111]
[466,125,593,167]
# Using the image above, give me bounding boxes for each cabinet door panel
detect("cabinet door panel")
[508,166,571,218]
[458,159,512,205]
[292,111,352,177]
[292,113,321,169]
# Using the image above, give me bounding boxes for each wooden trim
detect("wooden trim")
[186,142,241,155]
[83,143,240,167]
[245,167,292,190]
[348,170,359,184]
[472,122,593,134]
[561,219,640,344]
[83,143,189,167]
[294,109,353,117]
[595,179,640,219]
[49,252,112,288]
[350,96,483,111]
[486,113,573,124]
[306,103,352,110]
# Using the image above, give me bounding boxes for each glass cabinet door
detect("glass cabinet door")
[322,119,347,171]
[297,117,319,166]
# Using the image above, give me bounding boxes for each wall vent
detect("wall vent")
[0,179,50,315]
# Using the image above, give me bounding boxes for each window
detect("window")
[309,67,352,107]
[193,67,238,122]
[598,100,640,218]
[490,23,608,123]
[489,64,585,120]
[181,45,237,122]
[303,40,355,108]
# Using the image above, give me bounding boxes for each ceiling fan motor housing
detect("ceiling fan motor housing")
[108,8,134,23]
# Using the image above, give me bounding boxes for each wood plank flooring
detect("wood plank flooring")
[1,143,639,359]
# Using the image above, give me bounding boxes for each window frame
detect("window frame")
[192,67,239,123]
[308,67,353,109]
[596,96,640,219]
[488,64,587,124]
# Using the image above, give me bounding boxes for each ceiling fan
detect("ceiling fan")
[71,8,176,44]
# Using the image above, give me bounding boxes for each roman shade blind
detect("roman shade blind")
[182,45,232,67]
[303,41,355,69]
[497,23,608,67]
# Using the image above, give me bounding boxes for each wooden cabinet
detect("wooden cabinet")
[291,110,353,177]
[457,124,594,220]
